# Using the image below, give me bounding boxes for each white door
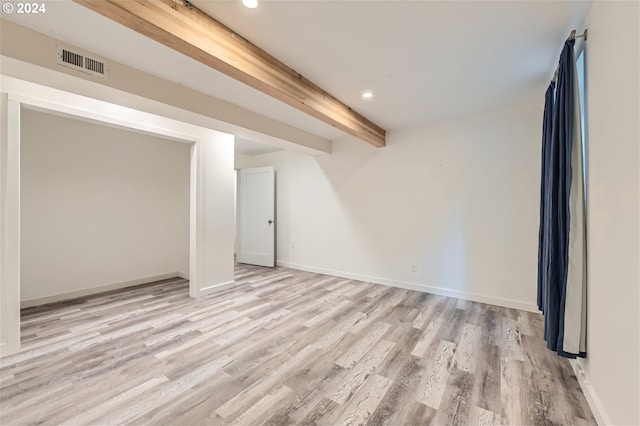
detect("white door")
[237,166,275,267]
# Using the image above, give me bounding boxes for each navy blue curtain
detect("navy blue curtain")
[537,81,555,313]
[537,40,586,359]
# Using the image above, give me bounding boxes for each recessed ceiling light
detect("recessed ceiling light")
[361,90,374,100]
[242,0,258,8]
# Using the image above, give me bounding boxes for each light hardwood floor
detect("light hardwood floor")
[0,264,595,425]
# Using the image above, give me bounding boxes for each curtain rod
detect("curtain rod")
[568,29,588,41]
[551,29,588,82]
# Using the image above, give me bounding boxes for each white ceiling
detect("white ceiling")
[235,137,282,156]
[1,0,591,151]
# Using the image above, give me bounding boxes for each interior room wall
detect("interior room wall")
[577,1,640,424]
[236,98,542,311]
[20,108,191,305]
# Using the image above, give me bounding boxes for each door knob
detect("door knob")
[268,219,274,225]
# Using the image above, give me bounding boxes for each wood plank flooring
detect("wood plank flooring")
[0,264,595,425]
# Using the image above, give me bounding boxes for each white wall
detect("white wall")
[0,94,21,354]
[577,2,640,424]
[194,130,236,297]
[20,108,190,305]
[237,99,542,311]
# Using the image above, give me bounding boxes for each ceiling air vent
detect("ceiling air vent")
[57,46,108,78]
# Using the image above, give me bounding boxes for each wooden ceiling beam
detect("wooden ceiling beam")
[74,0,386,147]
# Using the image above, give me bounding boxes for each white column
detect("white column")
[0,95,21,355]
[190,130,236,297]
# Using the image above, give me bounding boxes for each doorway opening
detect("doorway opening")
[0,79,235,356]
[19,107,191,309]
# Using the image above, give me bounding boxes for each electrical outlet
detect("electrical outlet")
[411,264,417,272]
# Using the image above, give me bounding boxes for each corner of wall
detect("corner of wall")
[569,359,612,425]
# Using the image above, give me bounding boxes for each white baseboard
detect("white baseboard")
[569,359,612,426]
[191,280,235,298]
[0,341,19,357]
[276,261,539,313]
[177,271,190,280]
[20,272,186,308]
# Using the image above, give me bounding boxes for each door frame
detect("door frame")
[0,77,232,356]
